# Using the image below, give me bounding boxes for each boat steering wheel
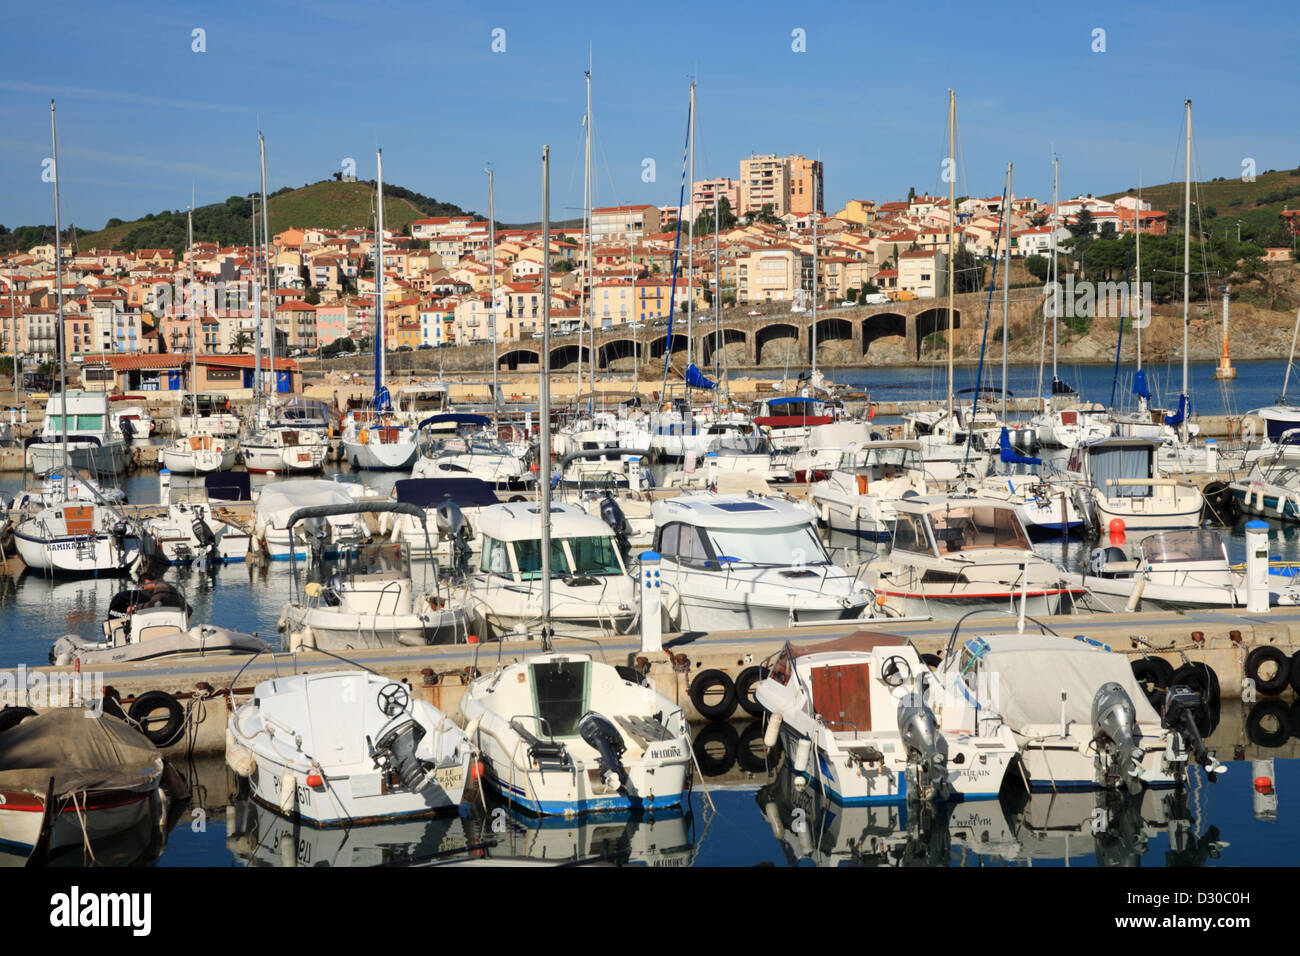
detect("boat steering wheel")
[880,656,912,688]
[377,681,410,717]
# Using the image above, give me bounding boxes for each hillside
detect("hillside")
[1101,167,1300,247]
[0,179,479,256]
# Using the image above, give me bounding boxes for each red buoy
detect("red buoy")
[1108,518,1125,535]
[306,773,324,789]
[470,760,485,782]
[467,633,479,644]
[1255,776,1274,794]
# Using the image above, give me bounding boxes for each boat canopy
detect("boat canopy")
[1139,529,1226,565]
[285,500,427,531]
[393,477,498,509]
[206,471,252,501]
[257,480,361,527]
[418,413,492,430]
[0,709,162,799]
[999,426,1042,466]
[685,363,716,389]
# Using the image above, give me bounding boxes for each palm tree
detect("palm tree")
[231,332,253,354]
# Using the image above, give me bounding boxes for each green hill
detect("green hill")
[1101,166,1300,247]
[0,179,479,256]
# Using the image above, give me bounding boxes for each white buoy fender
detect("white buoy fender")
[763,711,783,749]
[225,729,257,777]
[792,737,811,775]
[278,772,297,814]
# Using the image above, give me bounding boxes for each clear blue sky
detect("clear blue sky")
[2,0,1296,232]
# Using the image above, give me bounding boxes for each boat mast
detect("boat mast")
[377,149,387,406]
[1051,155,1059,394]
[50,100,68,498]
[251,190,263,412]
[630,225,638,398]
[945,90,956,425]
[487,165,497,421]
[540,144,553,647]
[1135,173,1143,378]
[259,132,274,405]
[811,167,819,384]
[586,60,596,407]
[1181,99,1192,428]
[1002,162,1013,421]
[686,79,695,423]
[713,188,721,388]
[1282,301,1300,405]
[577,65,590,407]
[8,261,20,406]
[188,200,197,429]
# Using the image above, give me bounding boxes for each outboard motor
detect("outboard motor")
[301,516,329,561]
[578,711,627,791]
[119,416,135,444]
[435,499,465,541]
[1091,682,1144,794]
[598,493,629,539]
[49,635,80,666]
[897,694,949,801]
[1162,684,1217,780]
[1089,546,1128,577]
[111,520,129,555]
[191,509,216,550]
[1073,487,1096,535]
[370,719,433,791]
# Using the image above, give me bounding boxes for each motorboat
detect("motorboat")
[176,392,241,438]
[253,479,367,560]
[1230,439,1300,523]
[932,632,1223,791]
[226,670,472,826]
[0,709,172,857]
[340,411,418,471]
[1065,437,1203,531]
[863,495,1084,619]
[159,433,240,475]
[965,473,1085,537]
[242,427,329,474]
[469,501,636,638]
[378,477,499,562]
[1028,403,1112,448]
[49,581,268,666]
[142,491,253,567]
[1067,528,1284,611]
[411,415,533,490]
[651,493,874,631]
[27,390,130,477]
[13,502,140,576]
[755,632,1018,805]
[108,397,156,439]
[9,469,126,510]
[460,652,692,816]
[279,501,472,649]
[809,440,928,541]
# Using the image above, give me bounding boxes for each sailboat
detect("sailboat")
[13,101,142,576]
[160,204,239,474]
[340,149,418,470]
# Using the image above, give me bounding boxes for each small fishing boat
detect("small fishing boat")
[0,708,171,857]
[226,670,472,826]
[932,632,1224,791]
[159,433,239,475]
[755,632,1018,805]
[808,440,928,540]
[141,490,252,567]
[469,501,636,638]
[49,581,268,666]
[864,495,1083,619]
[12,502,140,576]
[253,479,367,560]
[460,652,692,816]
[651,493,874,630]
[279,501,471,649]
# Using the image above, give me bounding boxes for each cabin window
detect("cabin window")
[890,513,932,555]
[561,536,623,576]
[1089,445,1152,499]
[702,523,828,568]
[927,506,1030,552]
[480,536,510,575]
[513,537,570,580]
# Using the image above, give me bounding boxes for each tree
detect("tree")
[553,259,574,273]
[952,243,984,294]
[717,196,737,231]
[1029,212,1048,228]
[304,287,321,305]
[845,287,859,303]
[231,332,253,354]
[907,187,916,203]
[1025,255,1051,281]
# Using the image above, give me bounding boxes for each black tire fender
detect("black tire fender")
[688,669,737,722]
[1245,698,1291,749]
[736,720,779,773]
[1245,645,1291,696]
[692,722,739,776]
[1131,656,1175,707]
[1289,650,1300,696]
[733,665,770,718]
[0,706,37,734]
[128,691,185,747]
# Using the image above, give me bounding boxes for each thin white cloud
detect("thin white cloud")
[0,81,254,116]
[0,138,247,181]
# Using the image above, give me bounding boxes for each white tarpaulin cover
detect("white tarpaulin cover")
[962,634,1162,729]
[256,480,361,529]
[0,709,162,797]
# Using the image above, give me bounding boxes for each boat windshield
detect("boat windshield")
[1140,530,1225,565]
[842,445,922,473]
[702,523,829,567]
[926,504,1031,553]
[341,542,411,577]
[530,659,590,738]
[511,535,623,579]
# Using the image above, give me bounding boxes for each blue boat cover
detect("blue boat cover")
[1133,369,1151,401]
[1164,394,1187,428]
[999,427,1042,465]
[766,396,816,407]
[685,363,716,389]
[206,471,252,501]
[393,477,498,508]
[417,413,491,430]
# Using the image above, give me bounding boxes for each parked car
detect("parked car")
[861,293,890,305]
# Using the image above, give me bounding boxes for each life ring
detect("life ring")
[692,721,739,776]
[1245,646,1291,697]
[0,706,37,734]
[1169,662,1220,706]
[688,668,737,721]
[128,691,185,747]
[1245,698,1291,748]
[736,720,779,773]
[733,665,770,718]
[1131,656,1175,708]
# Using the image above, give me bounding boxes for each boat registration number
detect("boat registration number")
[433,766,464,791]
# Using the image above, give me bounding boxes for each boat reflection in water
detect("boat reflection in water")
[463,796,698,867]
[755,763,1226,867]
[225,798,470,867]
